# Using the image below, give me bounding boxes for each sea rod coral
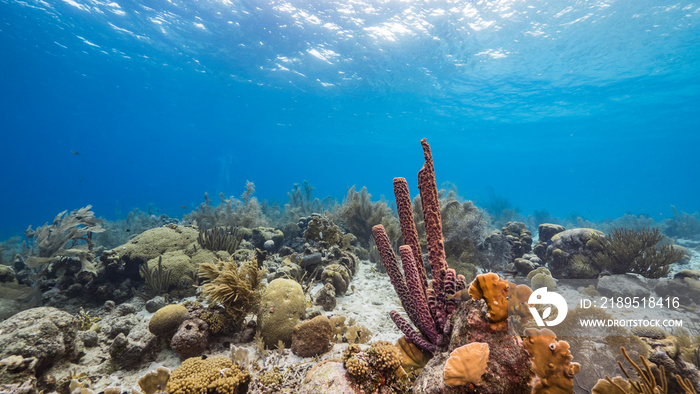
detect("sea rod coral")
[372,138,467,354]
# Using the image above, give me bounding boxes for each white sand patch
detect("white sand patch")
[314,258,404,344]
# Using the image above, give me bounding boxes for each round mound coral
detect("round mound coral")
[257,278,306,348]
[149,304,190,337]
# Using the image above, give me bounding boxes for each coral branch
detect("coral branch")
[417,138,447,295]
[372,225,421,330]
[399,245,440,346]
[390,310,437,353]
[393,177,427,292]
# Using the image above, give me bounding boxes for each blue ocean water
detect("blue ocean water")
[1,0,699,239]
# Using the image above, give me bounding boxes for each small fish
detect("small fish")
[70,150,79,155]
[448,288,472,301]
[124,229,131,233]
[180,205,188,209]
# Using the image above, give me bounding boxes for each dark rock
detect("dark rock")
[300,253,323,268]
[103,300,116,311]
[145,296,166,313]
[77,330,99,348]
[0,265,16,283]
[108,324,159,370]
[101,314,139,339]
[115,303,137,316]
[538,224,566,243]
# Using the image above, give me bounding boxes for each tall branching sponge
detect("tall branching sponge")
[198,258,265,326]
[590,227,685,278]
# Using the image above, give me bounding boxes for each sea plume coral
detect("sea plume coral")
[198,258,264,326]
[334,185,400,247]
[23,205,104,272]
[590,227,685,278]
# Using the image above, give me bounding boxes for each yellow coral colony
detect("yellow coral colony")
[468,272,510,327]
[508,282,533,324]
[523,328,581,394]
[443,342,490,387]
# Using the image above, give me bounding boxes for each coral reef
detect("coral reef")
[284,181,324,221]
[501,221,533,260]
[665,206,700,239]
[594,346,698,394]
[100,225,199,281]
[183,182,269,229]
[478,230,514,272]
[527,267,556,291]
[590,227,685,278]
[303,213,346,247]
[313,282,336,311]
[412,186,491,275]
[546,228,605,278]
[467,272,510,328]
[133,256,172,300]
[533,223,565,260]
[166,355,250,394]
[414,297,532,393]
[320,263,351,295]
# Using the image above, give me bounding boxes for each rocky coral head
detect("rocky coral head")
[443,342,490,387]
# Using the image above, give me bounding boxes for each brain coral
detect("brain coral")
[257,278,306,348]
[166,355,250,394]
[148,304,190,337]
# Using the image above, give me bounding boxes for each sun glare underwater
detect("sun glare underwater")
[1,0,700,393]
